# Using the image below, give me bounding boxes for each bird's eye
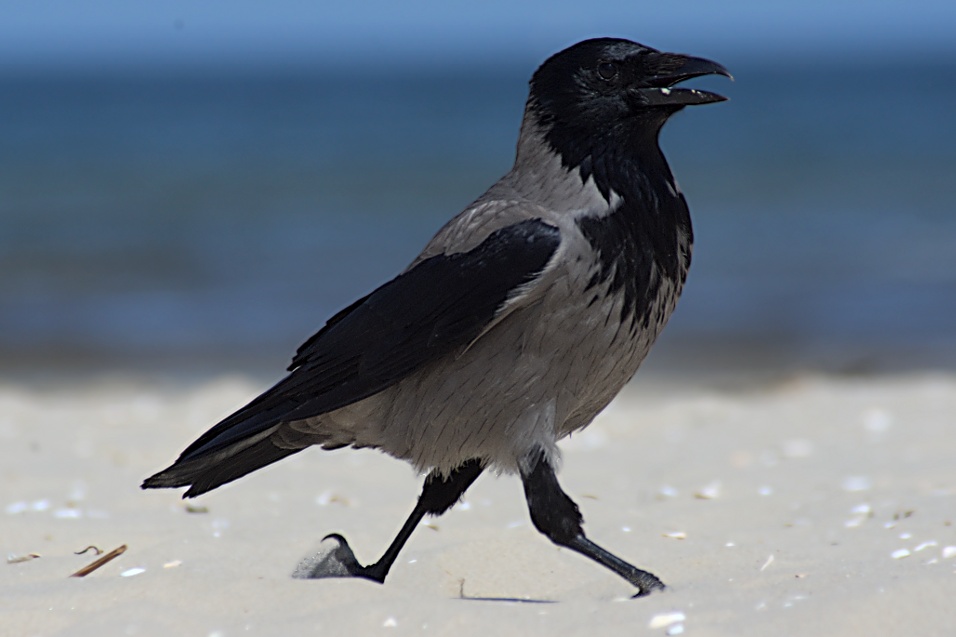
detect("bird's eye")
[597,61,619,81]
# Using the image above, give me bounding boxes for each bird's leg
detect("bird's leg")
[519,448,664,597]
[297,458,484,582]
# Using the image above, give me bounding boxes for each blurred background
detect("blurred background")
[2,0,955,382]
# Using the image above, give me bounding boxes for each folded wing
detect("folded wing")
[142,219,561,496]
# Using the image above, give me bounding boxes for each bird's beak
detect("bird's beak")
[633,52,732,107]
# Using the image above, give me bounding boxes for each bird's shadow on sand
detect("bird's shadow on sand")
[456,596,555,604]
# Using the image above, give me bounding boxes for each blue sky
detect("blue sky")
[2,0,955,69]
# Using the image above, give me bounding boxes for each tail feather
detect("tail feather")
[142,436,302,498]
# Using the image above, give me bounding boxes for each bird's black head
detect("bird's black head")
[528,38,730,159]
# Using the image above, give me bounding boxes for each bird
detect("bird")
[143,37,730,597]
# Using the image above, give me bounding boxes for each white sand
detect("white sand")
[2,372,954,636]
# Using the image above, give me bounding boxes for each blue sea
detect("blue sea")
[2,55,955,378]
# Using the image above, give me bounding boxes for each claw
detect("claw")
[630,573,666,598]
[292,533,380,580]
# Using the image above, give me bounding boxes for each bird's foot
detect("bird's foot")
[292,533,385,582]
[629,570,666,598]
[562,534,665,598]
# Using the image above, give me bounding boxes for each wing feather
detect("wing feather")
[145,219,561,490]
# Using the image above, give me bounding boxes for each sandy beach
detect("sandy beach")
[2,371,953,636]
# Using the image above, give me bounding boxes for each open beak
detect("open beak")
[633,52,733,107]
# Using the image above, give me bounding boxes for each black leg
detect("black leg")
[298,459,484,582]
[519,448,664,597]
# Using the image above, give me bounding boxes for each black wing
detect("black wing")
[143,219,560,493]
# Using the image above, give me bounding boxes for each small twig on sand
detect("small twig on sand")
[74,545,103,556]
[70,544,127,578]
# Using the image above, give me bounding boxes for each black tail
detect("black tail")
[142,435,302,498]
[142,380,306,497]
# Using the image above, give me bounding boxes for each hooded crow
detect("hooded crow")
[143,37,730,597]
